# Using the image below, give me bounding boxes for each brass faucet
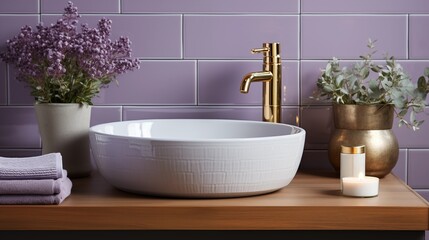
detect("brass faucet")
[240,42,282,123]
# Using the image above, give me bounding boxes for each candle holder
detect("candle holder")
[340,145,365,179]
[342,175,379,198]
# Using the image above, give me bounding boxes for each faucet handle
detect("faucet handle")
[251,47,269,54]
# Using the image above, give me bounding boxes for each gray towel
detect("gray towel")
[0,176,72,205]
[0,170,68,195]
[0,153,63,180]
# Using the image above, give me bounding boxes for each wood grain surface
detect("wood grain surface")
[0,171,427,230]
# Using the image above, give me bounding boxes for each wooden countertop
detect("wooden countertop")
[0,171,428,230]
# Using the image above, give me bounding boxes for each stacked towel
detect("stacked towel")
[0,153,72,205]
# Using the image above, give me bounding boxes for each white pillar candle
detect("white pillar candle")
[342,175,379,197]
[340,145,365,179]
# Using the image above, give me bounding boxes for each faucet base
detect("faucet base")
[263,105,281,123]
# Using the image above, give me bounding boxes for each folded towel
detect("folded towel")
[0,170,68,195]
[0,153,63,180]
[0,176,72,205]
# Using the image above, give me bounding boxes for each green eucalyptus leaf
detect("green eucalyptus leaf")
[340,88,349,95]
[336,75,344,86]
[410,111,416,123]
[425,67,429,77]
[399,109,408,117]
[418,76,427,92]
[323,85,334,92]
[325,63,332,75]
[371,66,380,72]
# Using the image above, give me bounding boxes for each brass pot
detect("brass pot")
[328,104,399,178]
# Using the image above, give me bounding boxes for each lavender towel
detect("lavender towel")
[0,153,63,180]
[0,176,72,205]
[0,170,68,195]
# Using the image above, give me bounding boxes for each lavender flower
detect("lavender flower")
[0,1,140,104]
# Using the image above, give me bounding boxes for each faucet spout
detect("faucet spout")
[239,42,282,123]
[240,71,273,93]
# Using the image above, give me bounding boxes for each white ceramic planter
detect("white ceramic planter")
[35,103,92,178]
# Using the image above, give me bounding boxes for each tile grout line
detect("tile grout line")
[195,60,199,106]
[119,0,122,14]
[38,0,41,21]
[120,105,123,121]
[298,0,302,126]
[6,64,9,105]
[181,14,185,59]
[406,14,409,60]
[405,148,409,184]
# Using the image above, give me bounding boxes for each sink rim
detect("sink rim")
[90,119,305,143]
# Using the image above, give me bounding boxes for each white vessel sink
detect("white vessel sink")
[89,119,306,198]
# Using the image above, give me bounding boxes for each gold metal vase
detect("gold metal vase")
[328,104,399,178]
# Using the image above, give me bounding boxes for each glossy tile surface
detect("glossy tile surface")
[0,149,42,157]
[93,61,196,105]
[123,0,299,13]
[392,149,407,182]
[0,16,39,53]
[302,0,429,13]
[300,61,329,105]
[408,150,429,188]
[42,15,182,59]
[123,107,299,125]
[198,61,299,105]
[0,107,40,148]
[409,16,429,59]
[0,0,39,13]
[0,62,6,105]
[41,0,120,13]
[184,15,299,59]
[8,65,34,105]
[299,150,334,171]
[301,15,407,59]
[416,190,429,202]
[300,106,333,150]
[90,106,122,126]
[392,110,429,148]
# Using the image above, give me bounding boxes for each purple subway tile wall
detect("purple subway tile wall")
[300,106,333,150]
[41,0,120,13]
[93,60,196,105]
[0,149,42,157]
[90,106,122,126]
[410,16,429,59]
[0,16,39,53]
[41,15,182,59]
[302,0,429,14]
[301,15,407,60]
[408,150,429,189]
[184,15,299,59]
[122,0,299,14]
[0,62,6,105]
[392,149,407,182]
[299,150,334,171]
[1,0,429,207]
[0,0,39,14]
[8,66,34,105]
[123,106,299,125]
[0,107,40,149]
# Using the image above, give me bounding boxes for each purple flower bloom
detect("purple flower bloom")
[0,1,140,104]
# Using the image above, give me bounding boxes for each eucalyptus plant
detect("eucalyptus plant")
[313,39,429,130]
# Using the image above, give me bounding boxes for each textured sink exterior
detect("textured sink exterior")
[89,119,305,198]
